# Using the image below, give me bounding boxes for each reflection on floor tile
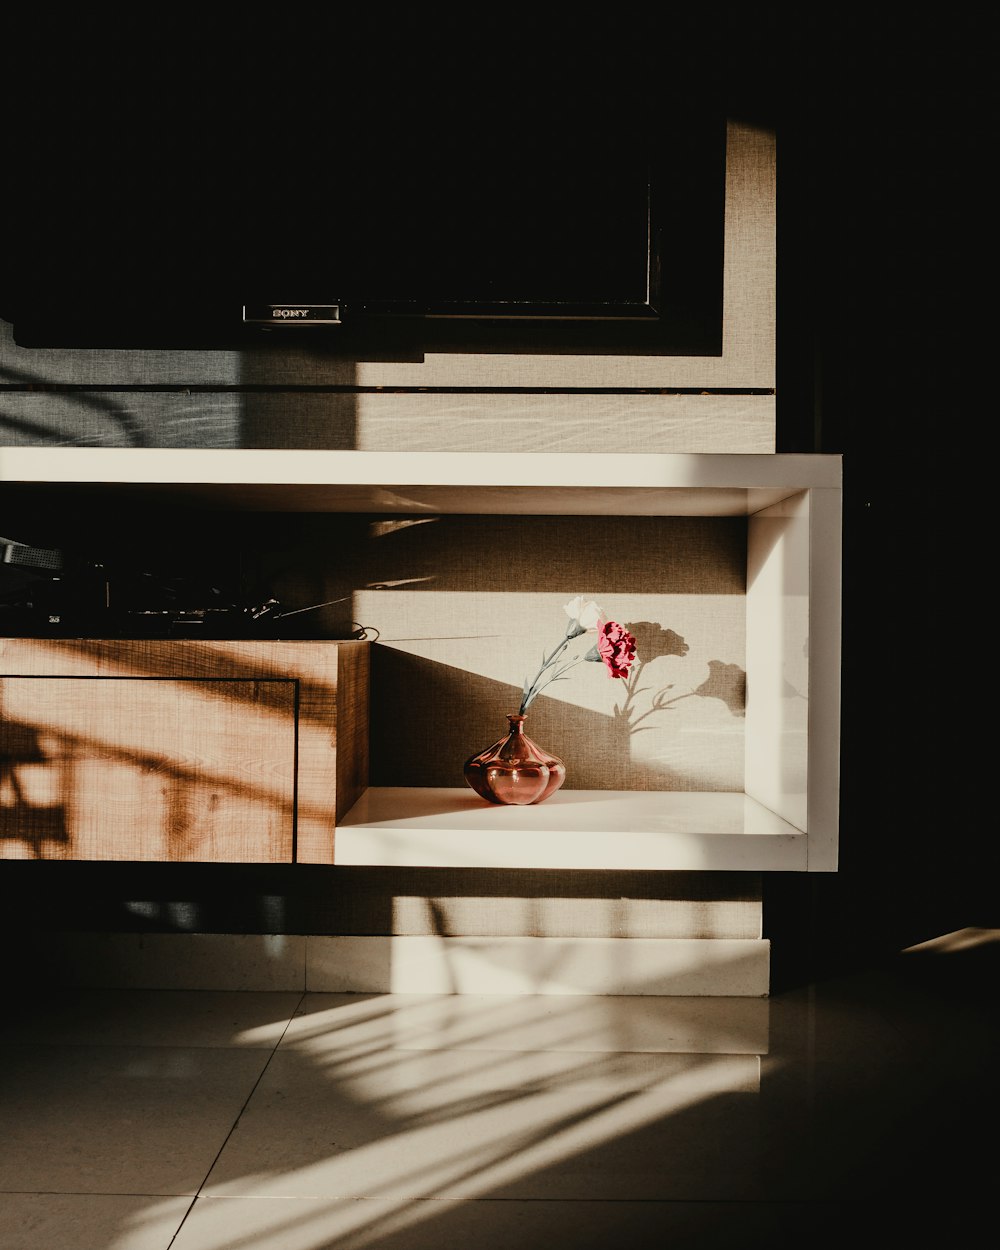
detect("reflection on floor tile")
[0,932,995,1249]
[0,1044,270,1195]
[168,1194,877,1250]
[0,1193,192,1250]
[282,992,770,1055]
[203,1048,762,1202]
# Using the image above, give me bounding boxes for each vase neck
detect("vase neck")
[506,713,527,733]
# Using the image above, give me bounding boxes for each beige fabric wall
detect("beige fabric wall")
[347,515,748,792]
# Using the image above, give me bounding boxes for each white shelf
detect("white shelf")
[0,447,841,516]
[1,446,842,872]
[336,787,808,871]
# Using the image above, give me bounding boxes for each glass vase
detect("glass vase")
[463,713,566,805]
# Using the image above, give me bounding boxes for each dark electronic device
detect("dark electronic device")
[0,533,332,639]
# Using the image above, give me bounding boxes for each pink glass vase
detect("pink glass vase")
[463,713,566,805]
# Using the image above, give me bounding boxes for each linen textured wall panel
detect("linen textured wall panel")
[354,514,748,792]
[0,384,775,453]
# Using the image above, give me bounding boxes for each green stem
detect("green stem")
[520,641,585,714]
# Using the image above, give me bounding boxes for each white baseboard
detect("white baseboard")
[308,935,769,996]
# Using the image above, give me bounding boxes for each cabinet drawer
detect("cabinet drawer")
[0,638,369,864]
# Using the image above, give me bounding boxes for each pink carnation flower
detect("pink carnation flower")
[596,620,637,679]
[518,596,638,713]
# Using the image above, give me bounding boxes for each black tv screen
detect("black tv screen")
[2,13,728,352]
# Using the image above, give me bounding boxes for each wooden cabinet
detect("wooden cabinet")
[0,637,369,863]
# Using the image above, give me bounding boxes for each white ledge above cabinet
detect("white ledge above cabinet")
[0,448,842,872]
[0,448,839,516]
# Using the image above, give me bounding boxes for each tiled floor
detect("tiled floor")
[1,929,996,1250]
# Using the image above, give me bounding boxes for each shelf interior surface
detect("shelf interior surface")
[336,787,808,871]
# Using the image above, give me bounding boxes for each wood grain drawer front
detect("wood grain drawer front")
[0,638,371,865]
[0,676,296,862]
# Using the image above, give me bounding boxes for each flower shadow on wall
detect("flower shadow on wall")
[599,620,747,790]
[614,621,746,737]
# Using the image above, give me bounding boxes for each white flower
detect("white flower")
[518,597,633,715]
[563,596,603,633]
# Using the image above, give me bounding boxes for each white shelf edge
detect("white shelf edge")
[334,787,809,872]
[0,448,843,518]
[0,447,842,490]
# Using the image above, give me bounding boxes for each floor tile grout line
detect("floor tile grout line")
[165,989,309,1250]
